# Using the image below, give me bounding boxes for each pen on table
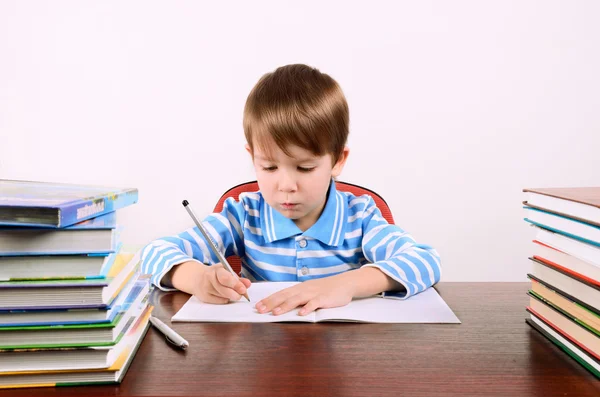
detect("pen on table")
[149,315,189,350]
[182,200,251,302]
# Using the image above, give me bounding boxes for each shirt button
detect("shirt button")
[301,266,309,275]
[298,239,307,248]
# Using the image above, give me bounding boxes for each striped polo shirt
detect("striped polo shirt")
[141,180,441,299]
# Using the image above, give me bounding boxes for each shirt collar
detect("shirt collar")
[260,179,347,247]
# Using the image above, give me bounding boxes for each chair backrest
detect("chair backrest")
[213,180,395,274]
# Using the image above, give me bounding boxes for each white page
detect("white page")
[172,282,316,323]
[316,288,461,323]
[171,282,460,324]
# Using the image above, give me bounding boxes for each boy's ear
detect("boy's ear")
[331,147,350,178]
[245,144,253,158]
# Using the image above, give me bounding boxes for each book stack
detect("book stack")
[0,179,152,389]
[523,187,600,379]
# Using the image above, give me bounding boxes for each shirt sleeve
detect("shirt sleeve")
[140,197,246,291]
[359,196,442,299]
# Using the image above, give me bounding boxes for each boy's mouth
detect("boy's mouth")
[281,203,298,210]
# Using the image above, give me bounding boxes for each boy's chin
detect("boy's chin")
[277,210,301,219]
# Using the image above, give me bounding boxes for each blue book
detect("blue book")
[0,179,138,228]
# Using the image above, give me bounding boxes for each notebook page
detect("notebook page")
[315,288,460,323]
[171,282,317,323]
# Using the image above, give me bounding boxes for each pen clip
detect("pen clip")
[165,335,188,350]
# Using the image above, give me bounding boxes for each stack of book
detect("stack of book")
[0,179,152,389]
[523,187,600,379]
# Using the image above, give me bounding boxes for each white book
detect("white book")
[525,191,600,226]
[532,240,600,283]
[172,282,460,324]
[524,208,600,246]
[535,227,600,268]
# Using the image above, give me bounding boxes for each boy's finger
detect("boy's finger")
[256,290,290,314]
[215,267,238,288]
[298,299,320,316]
[272,294,308,316]
[240,278,252,288]
[213,283,242,301]
[233,282,248,295]
[201,293,229,305]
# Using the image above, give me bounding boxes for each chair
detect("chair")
[213,181,395,274]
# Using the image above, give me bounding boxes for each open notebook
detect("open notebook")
[172,282,460,323]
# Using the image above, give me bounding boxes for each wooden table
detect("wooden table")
[2,283,599,396]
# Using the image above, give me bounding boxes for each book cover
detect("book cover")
[0,179,138,228]
[523,187,600,209]
[0,212,117,231]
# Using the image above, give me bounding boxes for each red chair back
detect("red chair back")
[213,181,395,274]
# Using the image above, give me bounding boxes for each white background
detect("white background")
[1,1,599,281]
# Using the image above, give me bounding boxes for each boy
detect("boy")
[141,64,441,316]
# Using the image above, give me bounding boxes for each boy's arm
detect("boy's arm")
[359,196,441,299]
[140,197,246,291]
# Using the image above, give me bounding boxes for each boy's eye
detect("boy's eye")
[298,167,315,173]
[262,166,277,172]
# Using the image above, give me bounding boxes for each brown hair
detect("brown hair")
[243,64,349,164]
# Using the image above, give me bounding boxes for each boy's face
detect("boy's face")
[247,142,349,232]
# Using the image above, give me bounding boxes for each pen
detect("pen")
[182,200,250,302]
[149,315,189,350]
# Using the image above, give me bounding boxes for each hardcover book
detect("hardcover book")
[0,253,139,310]
[0,304,151,372]
[523,187,600,227]
[0,306,152,388]
[0,273,149,327]
[0,296,149,349]
[0,179,138,228]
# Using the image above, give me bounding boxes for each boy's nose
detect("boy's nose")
[278,171,297,192]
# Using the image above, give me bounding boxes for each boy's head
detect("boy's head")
[244,63,349,166]
[243,64,350,231]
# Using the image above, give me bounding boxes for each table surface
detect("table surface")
[1,282,599,396]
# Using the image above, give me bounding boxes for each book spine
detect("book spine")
[58,189,138,227]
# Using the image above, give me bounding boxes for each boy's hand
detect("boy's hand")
[195,264,251,304]
[255,276,354,316]
[169,261,251,304]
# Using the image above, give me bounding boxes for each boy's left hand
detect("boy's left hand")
[255,276,354,316]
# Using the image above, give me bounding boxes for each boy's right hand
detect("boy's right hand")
[168,260,251,304]
[195,263,252,304]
